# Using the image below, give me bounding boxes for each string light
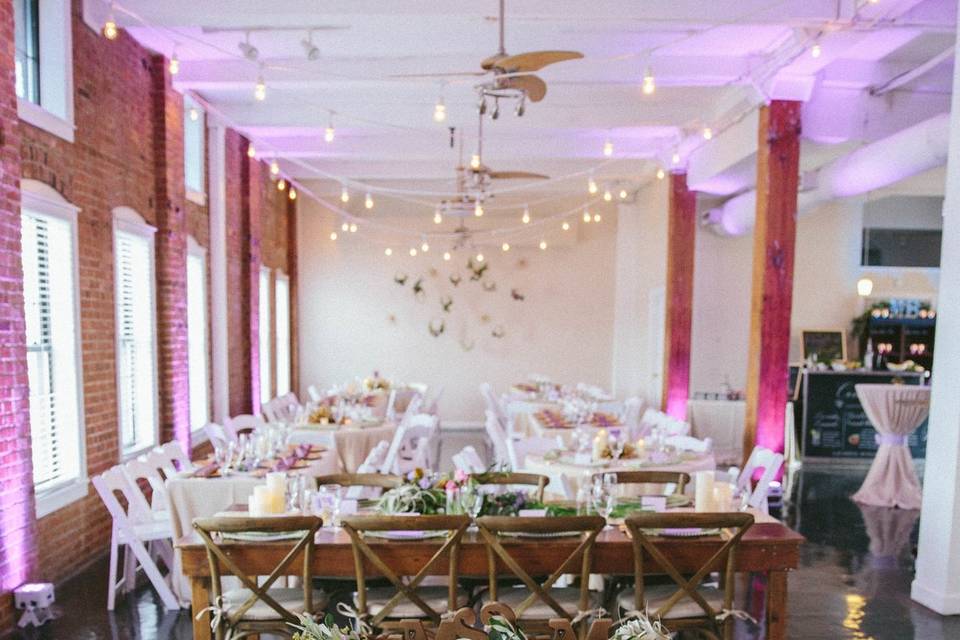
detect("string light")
[433,209,443,224]
[702,127,713,140]
[365,193,374,209]
[409,248,418,257]
[329,231,338,241]
[602,139,614,157]
[247,143,256,158]
[433,96,447,123]
[340,186,350,203]
[603,188,612,202]
[671,152,681,165]
[619,188,628,200]
[539,240,548,250]
[593,213,602,222]
[341,222,349,232]
[254,73,267,101]
[270,160,280,175]
[103,4,119,40]
[811,43,822,58]
[588,174,598,194]
[501,242,510,252]
[474,202,484,217]
[562,221,570,231]
[168,51,180,75]
[443,252,451,261]
[277,179,286,191]
[349,223,357,233]
[476,253,484,262]
[642,67,655,95]
[582,210,591,223]
[470,153,481,170]
[421,241,430,252]
[189,107,199,121]
[325,114,335,143]
[385,248,393,256]
[522,205,530,224]
[656,168,666,180]
[288,187,297,200]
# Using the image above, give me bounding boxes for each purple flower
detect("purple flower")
[418,478,432,489]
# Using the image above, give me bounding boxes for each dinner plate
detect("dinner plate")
[501,530,584,539]
[222,530,307,542]
[364,530,448,540]
[655,527,721,538]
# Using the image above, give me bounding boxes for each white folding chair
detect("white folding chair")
[735,446,785,513]
[424,385,445,416]
[506,435,563,472]
[261,397,281,423]
[397,413,441,473]
[93,467,179,611]
[227,414,264,436]
[156,440,196,473]
[122,456,171,516]
[203,421,235,448]
[451,445,487,473]
[307,384,324,403]
[483,410,511,468]
[480,382,510,433]
[621,397,644,439]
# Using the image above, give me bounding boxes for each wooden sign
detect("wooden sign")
[801,329,847,363]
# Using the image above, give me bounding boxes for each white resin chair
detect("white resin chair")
[424,385,445,416]
[451,445,487,473]
[122,456,171,516]
[480,383,510,433]
[263,392,302,423]
[506,435,563,472]
[226,413,264,436]
[621,397,644,439]
[484,410,511,468]
[380,409,438,475]
[346,441,392,500]
[93,467,179,611]
[735,446,785,513]
[156,440,195,474]
[203,421,235,449]
[307,384,324,403]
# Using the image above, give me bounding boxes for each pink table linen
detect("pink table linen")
[852,383,930,510]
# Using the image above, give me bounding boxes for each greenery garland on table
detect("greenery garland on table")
[376,468,545,516]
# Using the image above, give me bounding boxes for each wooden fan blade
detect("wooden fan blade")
[481,53,507,70]
[496,50,583,73]
[500,74,547,102]
[488,170,549,180]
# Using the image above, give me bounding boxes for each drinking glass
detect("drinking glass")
[609,434,625,461]
[592,487,617,527]
[460,487,484,521]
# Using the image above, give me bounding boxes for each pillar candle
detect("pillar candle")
[695,471,715,512]
[713,482,734,512]
[250,485,271,517]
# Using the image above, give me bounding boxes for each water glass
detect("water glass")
[592,487,617,525]
[460,488,484,520]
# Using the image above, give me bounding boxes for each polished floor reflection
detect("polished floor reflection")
[16,465,960,640]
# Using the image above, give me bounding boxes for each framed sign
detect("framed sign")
[801,329,847,364]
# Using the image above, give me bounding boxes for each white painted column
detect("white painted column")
[910,17,960,615]
[208,120,230,424]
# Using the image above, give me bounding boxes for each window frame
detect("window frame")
[258,266,273,405]
[274,271,291,396]
[186,236,210,436]
[21,180,88,518]
[16,0,75,142]
[112,207,160,460]
[183,94,207,205]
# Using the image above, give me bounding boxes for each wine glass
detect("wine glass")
[609,433,625,461]
[592,486,617,527]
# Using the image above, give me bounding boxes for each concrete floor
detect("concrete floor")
[15,449,960,639]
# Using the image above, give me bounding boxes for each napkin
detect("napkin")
[665,435,711,453]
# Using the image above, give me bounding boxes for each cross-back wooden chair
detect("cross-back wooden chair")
[192,515,326,640]
[476,515,606,633]
[592,471,691,496]
[341,514,471,631]
[315,473,403,491]
[472,472,550,502]
[620,512,754,640]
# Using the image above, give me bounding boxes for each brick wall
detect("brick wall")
[0,2,296,632]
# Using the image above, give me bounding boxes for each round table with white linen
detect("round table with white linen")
[851,383,930,509]
[290,421,396,473]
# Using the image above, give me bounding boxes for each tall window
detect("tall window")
[187,238,210,431]
[13,0,73,141]
[259,267,272,405]
[21,182,85,516]
[275,273,291,396]
[183,95,206,201]
[113,209,158,455]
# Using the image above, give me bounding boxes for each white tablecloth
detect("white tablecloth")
[523,452,716,498]
[290,422,396,473]
[686,399,745,464]
[852,384,929,509]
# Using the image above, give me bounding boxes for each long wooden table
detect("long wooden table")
[179,522,803,640]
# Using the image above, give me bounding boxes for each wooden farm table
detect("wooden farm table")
[179,521,803,640]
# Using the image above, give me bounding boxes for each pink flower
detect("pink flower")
[454,469,468,483]
[445,480,458,492]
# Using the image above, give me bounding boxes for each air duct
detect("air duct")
[705,113,950,236]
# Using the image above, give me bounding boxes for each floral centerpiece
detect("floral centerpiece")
[362,370,391,392]
[377,468,544,516]
[307,403,336,424]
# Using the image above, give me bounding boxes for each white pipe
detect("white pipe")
[707,113,950,236]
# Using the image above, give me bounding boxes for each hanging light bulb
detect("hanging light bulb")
[433,209,443,224]
[588,174,598,194]
[365,193,374,209]
[433,96,447,123]
[478,95,487,115]
[470,153,481,170]
[270,160,280,176]
[521,206,530,224]
[341,222,349,232]
[189,107,199,122]
[539,240,547,250]
[603,139,614,157]
[603,188,612,202]
[349,223,357,233]
[501,242,510,252]
[811,43,822,59]
[515,95,526,117]
[583,210,591,223]
[169,51,180,76]
[702,127,713,140]
[277,179,286,191]
[619,188,628,200]
[103,4,119,40]
[329,231,338,241]
[409,248,418,257]
[324,115,335,143]
[474,201,484,217]
[340,185,350,203]
[593,213,602,222]
[254,73,267,101]
[656,168,666,180]
[642,67,655,95]
[247,143,256,158]
[443,252,451,261]
[288,187,297,201]
[671,152,681,165]
[421,241,430,252]
[385,248,393,257]
[562,221,570,231]
[476,253,484,263]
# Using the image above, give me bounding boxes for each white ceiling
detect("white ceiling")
[95,0,957,200]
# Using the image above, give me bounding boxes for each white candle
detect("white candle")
[250,485,271,517]
[713,482,733,512]
[695,471,715,513]
[266,472,287,495]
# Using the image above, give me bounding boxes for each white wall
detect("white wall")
[297,197,618,424]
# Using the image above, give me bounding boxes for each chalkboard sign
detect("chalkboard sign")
[801,329,847,363]
[801,371,927,459]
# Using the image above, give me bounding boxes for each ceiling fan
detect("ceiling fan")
[394,0,582,115]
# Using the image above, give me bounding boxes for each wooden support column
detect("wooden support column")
[661,172,696,420]
[743,100,802,459]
